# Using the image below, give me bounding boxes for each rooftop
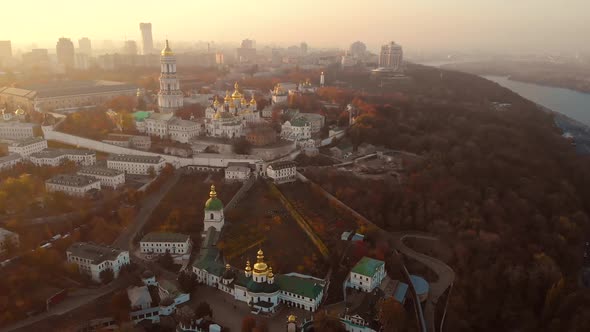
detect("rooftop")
[0,153,22,163]
[268,160,296,170]
[107,154,163,164]
[275,274,324,299]
[67,242,126,265]
[31,148,95,159]
[351,257,385,277]
[1,80,137,99]
[46,174,100,187]
[78,166,124,177]
[9,136,46,147]
[127,285,152,308]
[141,232,190,243]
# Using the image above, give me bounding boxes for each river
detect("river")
[483,76,590,127]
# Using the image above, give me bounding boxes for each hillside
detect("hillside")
[309,65,590,331]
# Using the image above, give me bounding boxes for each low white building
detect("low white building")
[0,153,22,171]
[45,174,101,197]
[77,166,125,189]
[128,285,160,324]
[348,257,386,293]
[30,149,96,167]
[140,232,192,256]
[107,154,166,175]
[8,137,48,157]
[281,118,311,141]
[168,117,202,143]
[299,113,325,134]
[224,162,251,182]
[66,242,130,283]
[102,134,151,151]
[0,122,39,140]
[0,228,19,254]
[266,161,297,184]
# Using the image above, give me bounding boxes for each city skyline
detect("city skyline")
[2,0,590,54]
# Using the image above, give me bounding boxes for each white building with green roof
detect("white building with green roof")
[140,232,192,258]
[349,257,386,292]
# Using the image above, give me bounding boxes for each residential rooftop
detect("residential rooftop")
[141,232,190,243]
[67,242,126,265]
[351,257,385,277]
[107,154,164,164]
[46,174,100,187]
[31,148,96,159]
[78,166,124,177]
[268,160,297,170]
[9,136,46,147]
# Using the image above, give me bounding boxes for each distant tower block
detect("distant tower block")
[139,22,154,55]
[320,72,325,87]
[157,40,183,113]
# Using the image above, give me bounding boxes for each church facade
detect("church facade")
[192,185,325,314]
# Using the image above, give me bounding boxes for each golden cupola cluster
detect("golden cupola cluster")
[245,260,252,272]
[253,249,269,274]
[231,82,243,99]
[213,96,221,107]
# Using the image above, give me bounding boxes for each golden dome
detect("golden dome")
[224,90,232,103]
[268,267,274,278]
[213,96,220,107]
[245,260,252,272]
[253,249,268,273]
[136,88,142,97]
[241,97,248,106]
[226,263,231,270]
[273,83,284,95]
[161,39,174,56]
[214,111,221,119]
[231,82,242,99]
[287,315,297,323]
[250,96,256,105]
[14,107,25,116]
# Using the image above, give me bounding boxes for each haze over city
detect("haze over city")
[3,0,590,53]
[2,1,590,332]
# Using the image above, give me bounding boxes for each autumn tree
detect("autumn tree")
[241,316,257,332]
[99,268,114,284]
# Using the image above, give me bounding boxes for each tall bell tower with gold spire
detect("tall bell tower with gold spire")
[158,40,183,113]
[203,184,225,232]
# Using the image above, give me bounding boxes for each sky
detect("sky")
[2,0,589,54]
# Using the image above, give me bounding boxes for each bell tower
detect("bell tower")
[203,184,224,232]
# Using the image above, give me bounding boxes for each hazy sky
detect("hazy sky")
[2,0,589,54]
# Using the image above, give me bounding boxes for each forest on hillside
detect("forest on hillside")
[307,66,590,331]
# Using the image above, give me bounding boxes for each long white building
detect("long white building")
[140,232,192,256]
[45,174,101,197]
[107,154,166,175]
[0,153,22,171]
[8,136,48,157]
[281,118,311,141]
[66,242,130,282]
[77,166,125,189]
[0,121,39,140]
[30,149,96,167]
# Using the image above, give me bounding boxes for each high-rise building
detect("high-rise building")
[0,41,12,59]
[22,49,50,67]
[78,37,92,56]
[379,41,403,72]
[139,22,154,55]
[237,39,256,63]
[124,40,138,55]
[349,41,366,58]
[158,40,183,113]
[300,42,308,55]
[56,38,75,68]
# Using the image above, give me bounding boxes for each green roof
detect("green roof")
[133,111,151,122]
[275,274,324,299]
[205,197,224,211]
[351,257,384,277]
[234,274,280,294]
[192,248,225,277]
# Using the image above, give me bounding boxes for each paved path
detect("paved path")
[112,171,181,250]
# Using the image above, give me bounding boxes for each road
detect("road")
[1,172,182,332]
[112,171,181,250]
[0,277,130,332]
